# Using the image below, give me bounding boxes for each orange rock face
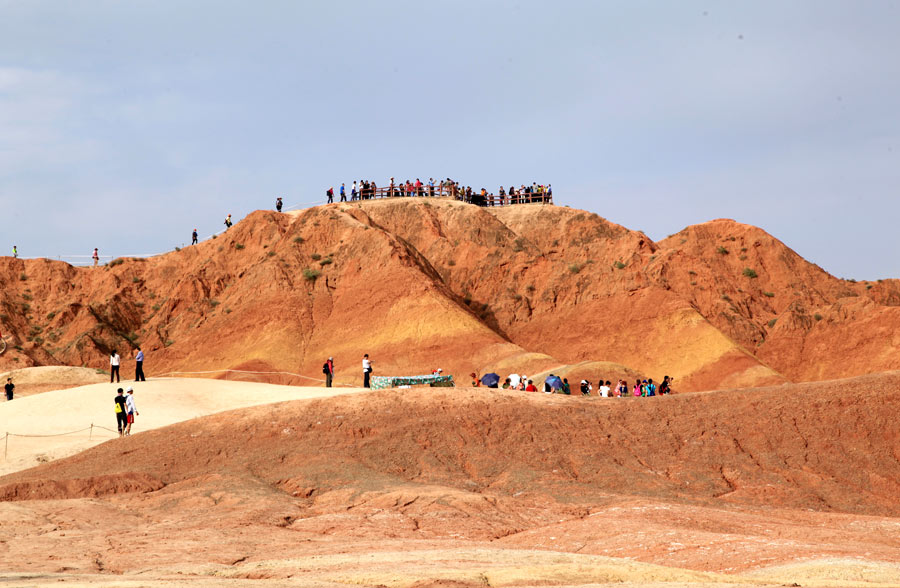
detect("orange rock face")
[1,199,898,390]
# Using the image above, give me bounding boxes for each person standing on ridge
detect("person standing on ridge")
[340,183,346,202]
[191,229,198,245]
[326,187,334,204]
[351,181,358,201]
[362,353,373,388]
[323,356,334,388]
[114,388,128,437]
[12,245,17,258]
[110,350,121,383]
[276,197,283,212]
[4,377,13,401]
[224,214,233,230]
[124,386,139,435]
[92,248,99,267]
[134,346,146,382]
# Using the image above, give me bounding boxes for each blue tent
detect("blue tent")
[545,375,563,390]
[481,372,501,388]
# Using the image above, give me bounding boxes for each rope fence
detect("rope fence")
[3,424,119,460]
[155,368,358,388]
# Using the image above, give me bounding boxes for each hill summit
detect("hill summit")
[2,198,898,390]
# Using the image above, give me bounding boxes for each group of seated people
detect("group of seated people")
[471,372,673,396]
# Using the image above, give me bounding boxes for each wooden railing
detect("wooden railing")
[336,184,553,207]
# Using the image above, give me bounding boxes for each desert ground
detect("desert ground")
[2,368,900,588]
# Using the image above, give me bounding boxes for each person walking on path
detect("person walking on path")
[92,248,99,267]
[323,356,334,388]
[12,245,17,258]
[110,350,121,383]
[124,386,139,435]
[224,214,233,230]
[340,184,346,202]
[362,353,373,388]
[276,197,283,212]
[134,347,146,382]
[326,187,334,204]
[4,377,13,401]
[191,229,198,245]
[114,388,128,437]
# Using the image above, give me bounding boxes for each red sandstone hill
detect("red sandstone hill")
[1,198,898,390]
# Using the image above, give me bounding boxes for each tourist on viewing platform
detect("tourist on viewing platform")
[415,178,423,197]
[562,378,571,395]
[134,346,146,382]
[599,380,610,398]
[498,186,506,205]
[362,353,373,388]
[92,248,99,267]
[323,357,334,388]
[525,379,537,392]
[547,184,552,199]
[659,375,671,395]
[340,183,346,202]
[5,377,13,401]
[224,214,233,229]
[326,187,334,204]
[502,377,511,389]
[124,386,138,435]
[647,378,656,396]
[192,229,198,245]
[370,181,376,199]
[351,181,357,201]
[388,177,395,197]
[276,197,283,212]
[428,178,435,197]
[110,350,121,383]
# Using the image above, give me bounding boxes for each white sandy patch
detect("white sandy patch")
[0,378,368,476]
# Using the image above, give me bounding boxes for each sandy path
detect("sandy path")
[0,378,367,476]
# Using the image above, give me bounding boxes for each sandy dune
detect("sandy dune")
[0,375,366,476]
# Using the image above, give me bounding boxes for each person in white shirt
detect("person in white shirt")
[110,351,121,383]
[362,354,373,388]
[124,386,139,435]
[599,380,611,398]
[508,373,521,389]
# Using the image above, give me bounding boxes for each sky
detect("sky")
[1,1,898,278]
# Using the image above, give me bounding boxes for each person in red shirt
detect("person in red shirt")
[524,379,537,392]
[470,372,480,387]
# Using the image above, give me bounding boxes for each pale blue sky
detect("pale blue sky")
[1,1,898,278]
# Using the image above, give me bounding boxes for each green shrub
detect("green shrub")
[303,268,321,281]
[716,246,729,255]
[165,339,175,347]
[614,261,626,270]
[22,293,32,301]
[46,311,56,320]
[767,318,777,328]
[742,268,758,278]
[814,313,823,321]
[763,292,775,298]
[568,263,584,274]
[293,236,305,243]
[310,253,322,261]
[209,299,220,307]
[319,258,333,267]
[109,258,125,267]
[132,276,140,283]
[175,246,181,252]
[234,243,245,250]
[152,304,161,311]
[19,273,27,281]
[512,238,526,253]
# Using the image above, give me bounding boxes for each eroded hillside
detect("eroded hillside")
[1,199,897,389]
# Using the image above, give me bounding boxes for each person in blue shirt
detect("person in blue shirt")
[340,183,347,202]
[134,347,146,382]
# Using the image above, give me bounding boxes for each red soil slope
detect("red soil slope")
[1,199,897,390]
[1,374,899,578]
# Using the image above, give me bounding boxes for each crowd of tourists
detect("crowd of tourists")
[471,372,674,396]
[325,177,552,206]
